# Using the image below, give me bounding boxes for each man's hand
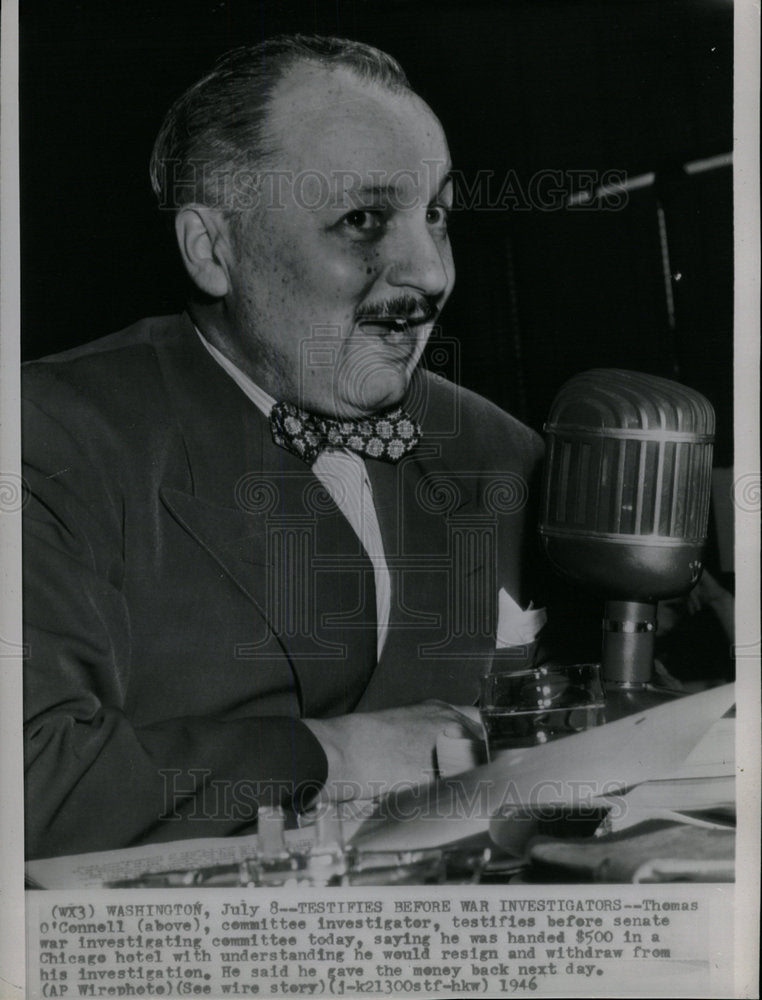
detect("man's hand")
[303,701,482,803]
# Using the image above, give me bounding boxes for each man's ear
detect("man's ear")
[174,205,232,298]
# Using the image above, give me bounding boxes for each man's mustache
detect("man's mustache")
[355,295,439,326]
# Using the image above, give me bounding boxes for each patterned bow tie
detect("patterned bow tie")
[270,400,421,466]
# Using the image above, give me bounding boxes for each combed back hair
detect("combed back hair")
[149,34,412,214]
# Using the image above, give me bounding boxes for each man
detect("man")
[22,36,544,859]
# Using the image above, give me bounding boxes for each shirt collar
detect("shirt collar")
[194,324,275,418]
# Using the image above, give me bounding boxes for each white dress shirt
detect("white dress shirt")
[196,330,391,659]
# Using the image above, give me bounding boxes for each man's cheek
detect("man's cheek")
[324,252,381,295]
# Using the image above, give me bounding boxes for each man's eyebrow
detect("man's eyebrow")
[348,169,454,198]
[352,184,399,196]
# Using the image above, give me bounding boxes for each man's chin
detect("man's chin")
[346,369,411,416]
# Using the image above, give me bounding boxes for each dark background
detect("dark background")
[20,0,733,467]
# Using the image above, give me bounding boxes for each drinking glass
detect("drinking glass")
[479,663,605,761]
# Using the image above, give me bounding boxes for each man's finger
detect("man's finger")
[448,704,485,739]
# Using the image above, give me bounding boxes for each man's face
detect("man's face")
[220,62,455,418]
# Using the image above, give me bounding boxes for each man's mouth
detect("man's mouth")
[358,316,409,341]
[357,314,431,344]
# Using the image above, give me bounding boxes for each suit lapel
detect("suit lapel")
[360,438,498,710]
[153,316,377,716]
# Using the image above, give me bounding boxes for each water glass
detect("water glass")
[479,663,605,761]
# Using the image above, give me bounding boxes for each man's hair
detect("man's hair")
[149,34,412,214]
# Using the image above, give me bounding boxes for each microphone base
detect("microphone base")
[599,598,686,721]
[601,679,683,724]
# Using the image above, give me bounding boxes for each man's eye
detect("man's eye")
[426,205,450,229]
[340,209,385,233]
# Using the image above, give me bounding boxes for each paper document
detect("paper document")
[598,716,735,832]
[350,683,736,852]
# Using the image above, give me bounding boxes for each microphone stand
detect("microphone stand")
[600,598,681,720]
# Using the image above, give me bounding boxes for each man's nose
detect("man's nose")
[384,219,452,299]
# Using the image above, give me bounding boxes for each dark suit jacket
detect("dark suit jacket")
[22,313,544,858]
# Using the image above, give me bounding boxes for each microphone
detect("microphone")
[538,369,715,701]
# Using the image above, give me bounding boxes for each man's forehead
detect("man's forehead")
[263,62,451,191]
